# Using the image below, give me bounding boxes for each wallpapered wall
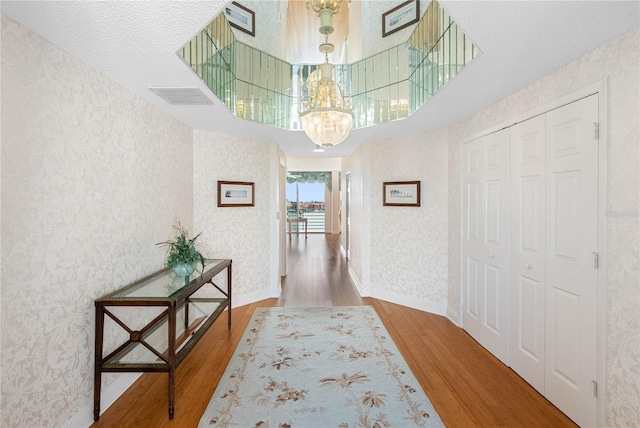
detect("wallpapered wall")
[367,131,449,312]
[341,130,449,313]
[447,27,639,426]
[192,130,279,306]
[1,15,194,427]
[2,9,638,428]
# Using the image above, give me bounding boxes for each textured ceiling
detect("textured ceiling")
[2,1,638,157]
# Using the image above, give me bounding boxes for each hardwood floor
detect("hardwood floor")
[278,232,362,307]
[92,234,576,427]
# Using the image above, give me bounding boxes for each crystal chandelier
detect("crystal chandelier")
[300,0,353,148]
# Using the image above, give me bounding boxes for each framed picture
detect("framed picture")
[224,2,255,37]
[383,181,421,207]
[218,181,255,207]
[382,0,420,37]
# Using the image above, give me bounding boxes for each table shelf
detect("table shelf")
[94,259,232,420]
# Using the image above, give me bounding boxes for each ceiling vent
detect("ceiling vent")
[149,87,213,105]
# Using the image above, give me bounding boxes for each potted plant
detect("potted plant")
[157,224,206,277]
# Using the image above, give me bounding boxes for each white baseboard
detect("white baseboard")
[65,372,141,427]
[370,289,447,317]
[348,266,366,296]
[446,306,461,326]
[233,289,279,308]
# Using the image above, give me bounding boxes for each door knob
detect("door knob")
[488,253,494,259]
[524,263,531,269]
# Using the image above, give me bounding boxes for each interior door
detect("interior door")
[462,138,483,341]
[480,129,510,364]
[462,131,510,364]
[509,115,547,394]
[544,95,598,427]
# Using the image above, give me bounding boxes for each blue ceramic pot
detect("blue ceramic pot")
[171,262,196,277]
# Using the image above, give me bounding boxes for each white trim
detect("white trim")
[370,289,447,317]
[270,144,281,304]
[595,78,608,428]
[446,306,460,326]
[348,265,365,296]
[233,289,278,308]
[65,373,141,427]
[340,244,347,258]
[461,81,604,146]
[457,135,465,331]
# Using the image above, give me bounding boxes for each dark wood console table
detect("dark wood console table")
[94,259,231,421]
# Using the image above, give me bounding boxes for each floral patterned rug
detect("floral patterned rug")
[198,306,444,428]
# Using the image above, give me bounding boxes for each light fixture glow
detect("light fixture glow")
[300,63,353,147]
[300,3,353,148]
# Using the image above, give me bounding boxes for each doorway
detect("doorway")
[286,178,326,233]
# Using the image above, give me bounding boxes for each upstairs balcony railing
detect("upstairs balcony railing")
[179,0,479,130]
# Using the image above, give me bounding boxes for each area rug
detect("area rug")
[198,306,444,428]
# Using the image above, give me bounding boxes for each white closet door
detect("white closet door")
[509,115,546,394]
[479,130,510,363]
[462,139,483,341]
[462,130,510,364]
[544,95,598,427]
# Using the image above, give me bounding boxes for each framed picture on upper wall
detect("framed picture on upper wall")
[218,181,255,207]
[383,181,421,207]
[224,2,255,37]
[382,0,420,37]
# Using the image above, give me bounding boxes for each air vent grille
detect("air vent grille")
[149,87,213,105]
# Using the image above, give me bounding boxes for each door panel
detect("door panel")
[517,276,542,362]
[544,95,598,427]
[462,130,510,364]
[521,176,542,252]
[462,139,483,340]
[485,265,501,333]
[481,131,510,364]
[466,257,480,319]
[486,180,501,244]
[510,115,546,393]
[552,171,581,264]
[549,288,580,388]
[467,182,480,240]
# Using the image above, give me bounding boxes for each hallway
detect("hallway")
[278,233,362,307]
[92,234,576,427]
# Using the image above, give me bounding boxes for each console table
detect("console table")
[94,259,232,421]
[287,217,308,239]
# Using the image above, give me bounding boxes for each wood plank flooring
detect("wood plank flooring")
[278,233,362,307]
[92,233,576,428]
